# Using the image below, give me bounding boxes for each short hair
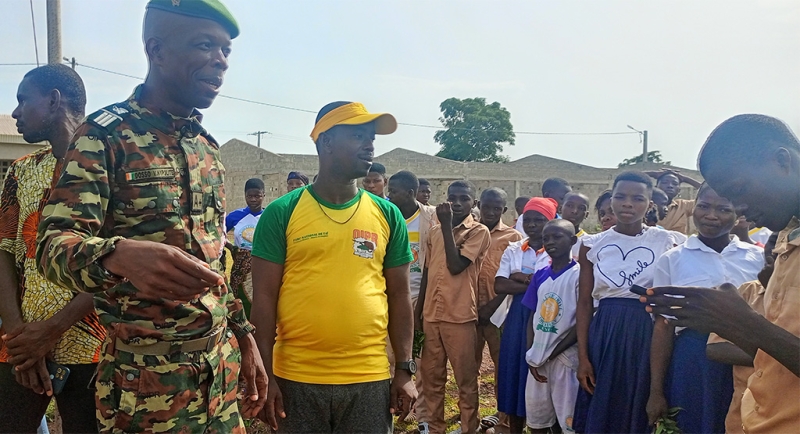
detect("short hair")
[389,170,419,193]
[651,187,669,200]
[595,189,613,211]
[656,170,680,184]
[515,196,531,206]
[480,187,508,204]
[698,114,800,175]
[613,171,653,191]
[544,219,576,236]
[418,178,430,187]
[368,162,386,176]
[244,178,265,191]
[23,64,86,115]
[542,177,570,195]
[448,180,476,197]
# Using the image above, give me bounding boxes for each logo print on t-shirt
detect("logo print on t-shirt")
[352,229,378,259]
[536,292,563,334]
[596,244,655,288]
[242,226,255,243]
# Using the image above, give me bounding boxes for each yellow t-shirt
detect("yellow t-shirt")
[251,186,413,384]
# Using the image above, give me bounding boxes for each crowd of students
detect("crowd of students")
[224,162,780,434]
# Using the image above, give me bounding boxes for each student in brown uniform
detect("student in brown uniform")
[475,188,524,430]
[645,169,702,234]
[643,114,800,433]
[416,180,491,434]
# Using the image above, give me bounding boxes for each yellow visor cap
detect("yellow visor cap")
[310,102,397,143]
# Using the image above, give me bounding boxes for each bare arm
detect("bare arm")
[440,224,472,275]
[678,173,703,189]
[0,250,22,331]
[494,274,530,295]
[527,307,535,350]
[706,342,754,367]
[414,267,428,331]
[576,245,596,393]
[548,327,578,361]
[646,319,675,424]
[385,264,413,363]
[250,257,285,429]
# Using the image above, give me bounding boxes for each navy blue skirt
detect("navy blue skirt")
[573,298,653,434]
[665,329,733,434]
[497,293,530,417]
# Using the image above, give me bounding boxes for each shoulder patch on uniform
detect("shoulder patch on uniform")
[87,103,130,132]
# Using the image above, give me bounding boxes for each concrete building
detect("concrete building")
[220,138,701,231]
[0,114,47,184]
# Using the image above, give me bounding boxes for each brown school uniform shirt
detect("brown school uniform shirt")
[741,217,800,433]
[424,214,491,324]
[707,280,766,434]
[477,221,523,308]
[659,198,695,235]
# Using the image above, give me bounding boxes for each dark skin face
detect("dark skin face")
[319,123,376,180]
[656,173,681,201]
[362,172,387,196]
[611,180,651,227]
[542,222,576,262]
[387,179,415,210]
[287,179,305,192]
[515,198,530,216]
[12,78,55,144]
[245,188,265,213]
[416,184,431,205]
[693,188,737,240]
[544,185,572,211]
[651,190,670,220]
[478,195,507,229]
[702,150,800,232]
[522,210,550,244]
[597,197,616,231]
[447,186,476,222]
[561,193,589,229]
[143,12,232,116]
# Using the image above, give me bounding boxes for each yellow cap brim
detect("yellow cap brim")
[337,113,398,135]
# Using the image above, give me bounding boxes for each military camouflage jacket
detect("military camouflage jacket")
[37,85,254,344]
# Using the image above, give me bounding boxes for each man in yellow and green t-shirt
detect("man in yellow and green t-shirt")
[251,101,417,433]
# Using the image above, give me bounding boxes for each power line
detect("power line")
[1,58,640,137]
[28,0,40,66]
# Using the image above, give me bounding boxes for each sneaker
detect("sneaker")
[418,421,430,434]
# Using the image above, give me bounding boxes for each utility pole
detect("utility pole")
[248,131,270,148]
[46,0,62,65]
[627,125,649,164]
[642,130,649,163]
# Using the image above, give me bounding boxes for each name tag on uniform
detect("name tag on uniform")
[124,168,176,182]
[192,192,204,214]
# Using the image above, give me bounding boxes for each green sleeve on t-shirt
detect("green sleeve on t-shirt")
[367,192,414,269]
[251,186,304,264]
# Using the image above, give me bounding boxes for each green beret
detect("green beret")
[147,0,239,39]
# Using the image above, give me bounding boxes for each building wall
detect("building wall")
[220,139,700,232]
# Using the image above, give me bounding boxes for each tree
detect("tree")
[434,97,515,163]
[617,150,671,168]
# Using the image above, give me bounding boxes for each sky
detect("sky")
[1,0,798,169]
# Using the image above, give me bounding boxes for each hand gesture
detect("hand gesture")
[529,365,548,383]
[2,320,59,370]
[390,371,418,421]
[436,202,453,227]
[14,358,52,396]
[104,239,224,301]
[646,391,669,426]
[238,334,268,419]
[260,375,285,431]
[640,283,757,339]
[577,358,596,394]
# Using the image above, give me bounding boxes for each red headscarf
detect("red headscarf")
[522,197,558,221]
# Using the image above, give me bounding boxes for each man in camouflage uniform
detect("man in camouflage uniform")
[36,1,267,432]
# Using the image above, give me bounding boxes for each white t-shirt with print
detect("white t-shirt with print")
[234,212,261,250]
[526,262,581,367]
[582,226,684,300]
